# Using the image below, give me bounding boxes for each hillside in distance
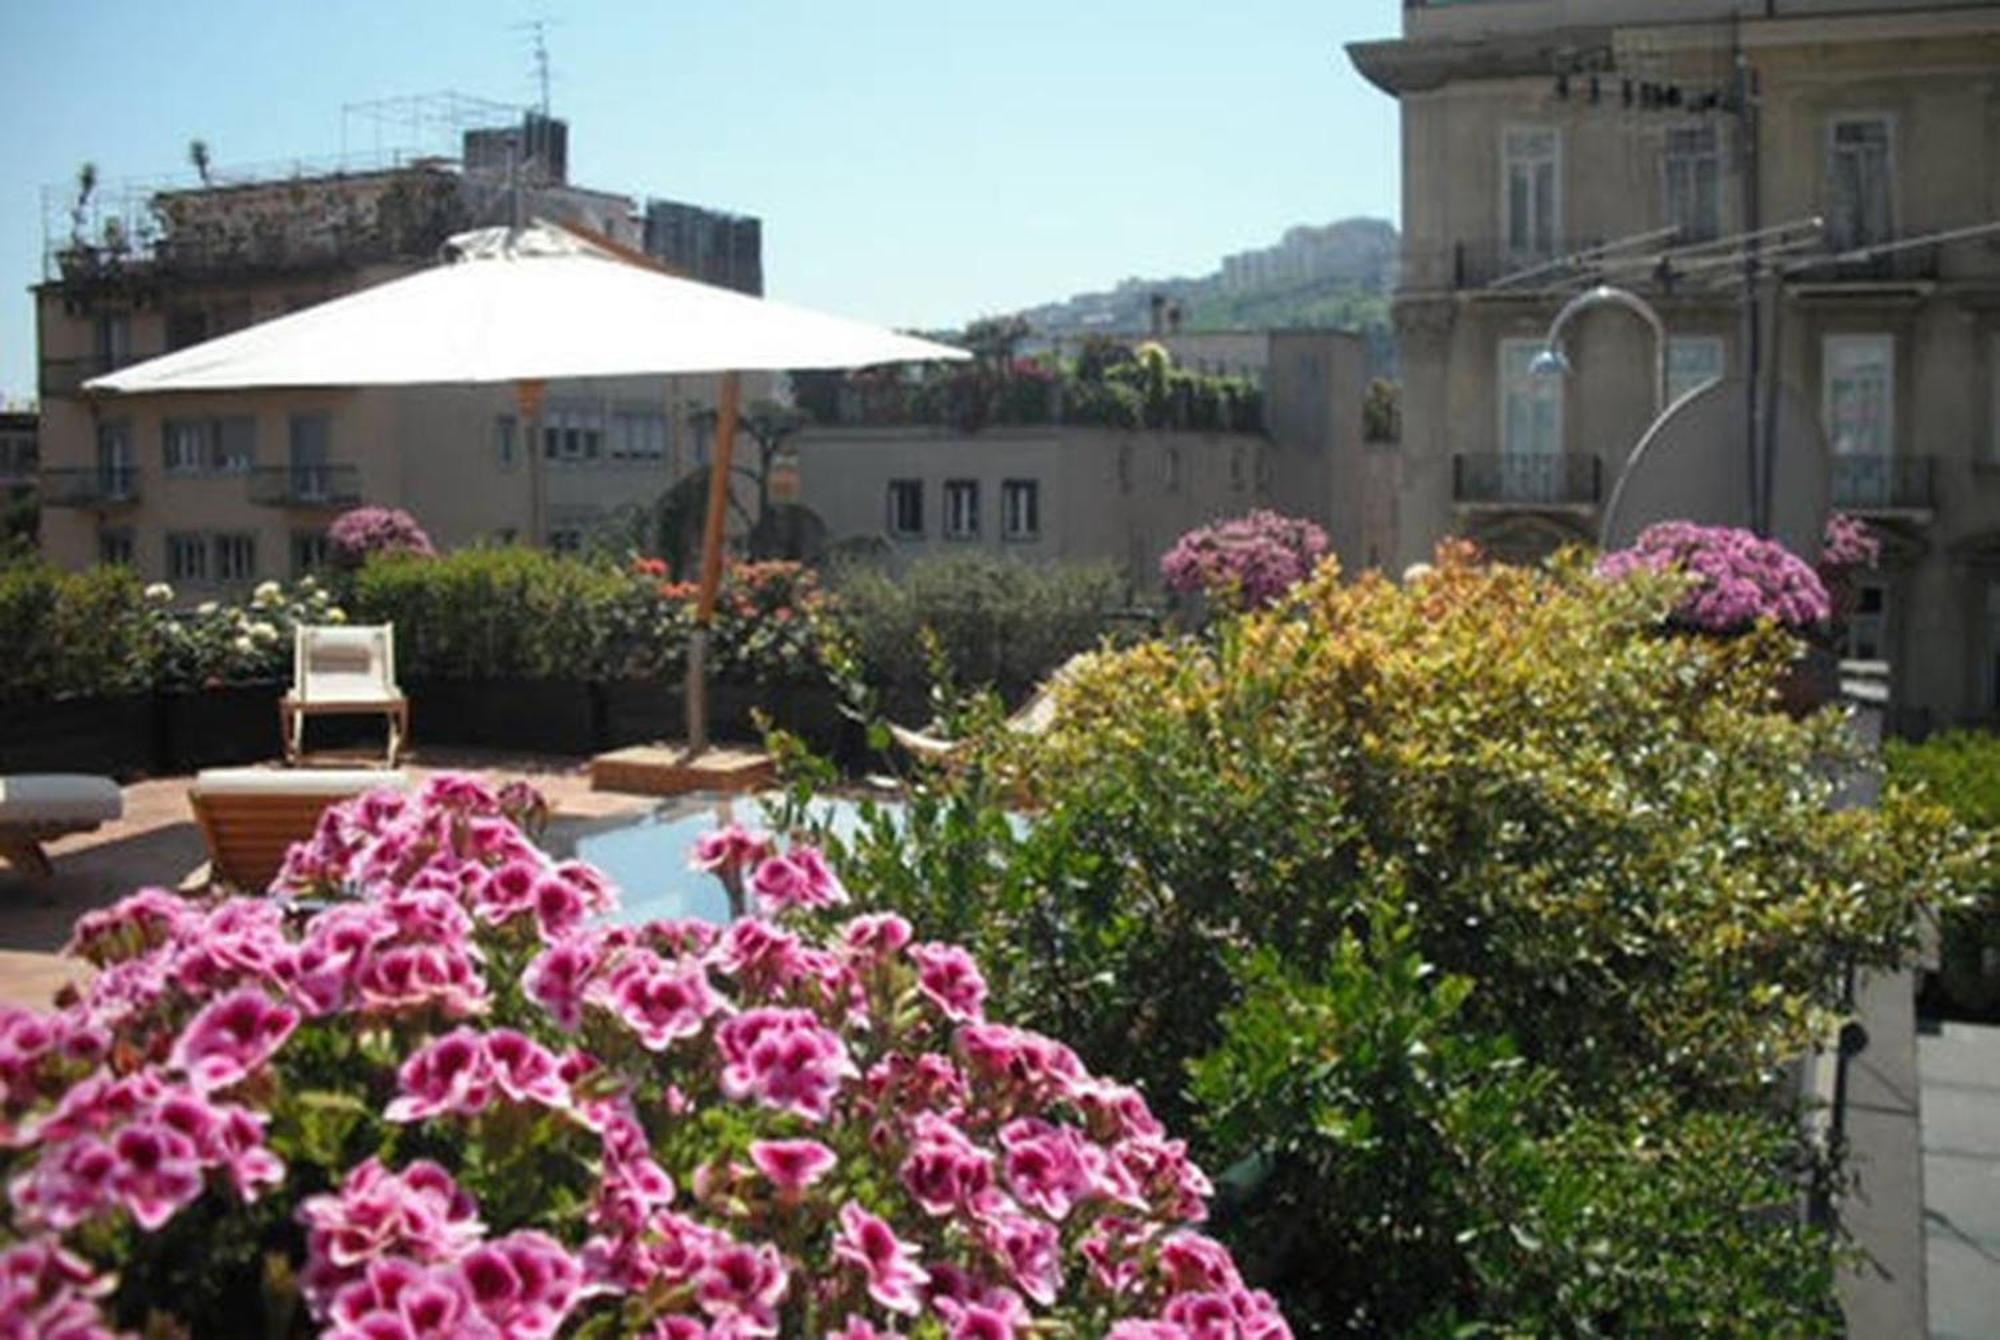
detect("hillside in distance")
[1012,217,1399,373]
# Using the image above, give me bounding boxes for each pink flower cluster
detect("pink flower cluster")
[1820,511,1882,575]
[1159,510,1330,611]
[1598,521,1832,633]
[0,776,1286,1338]
[327,505,436,567]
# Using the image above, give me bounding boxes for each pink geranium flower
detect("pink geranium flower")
[168,987,300,1093]
[716,1008,856,1123]
[749,1138,837,1196]
[911,943,988,1024]
[833,1200,930,1315]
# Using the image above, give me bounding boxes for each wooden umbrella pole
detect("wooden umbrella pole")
[687,370,742,754]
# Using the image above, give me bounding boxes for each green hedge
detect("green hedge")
[0,559,156,702]
[1888,730,2000,1015]
[830,554,1130,698]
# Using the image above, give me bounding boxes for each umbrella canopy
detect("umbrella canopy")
[86,221,967,756]
[86,223,965,392]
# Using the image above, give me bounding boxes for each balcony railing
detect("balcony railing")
[1830,455,1934,513]
[248,464,361,508]
[40,467,139,508]
[39,352,157,398]
[1453,452,1602,507]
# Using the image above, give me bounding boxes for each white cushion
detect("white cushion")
[193,768,410,797]
[0,775,123,827]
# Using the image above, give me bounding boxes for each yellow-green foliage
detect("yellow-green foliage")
[1013,542,1965,1101]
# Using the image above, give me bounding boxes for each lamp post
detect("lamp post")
[1529,283,1669,417]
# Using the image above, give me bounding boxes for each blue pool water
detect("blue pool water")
[552,792,902,926]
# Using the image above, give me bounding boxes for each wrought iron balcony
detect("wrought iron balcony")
[1830,455,1933,514]
[40,467,139,508]
[248,464,360,508]
[1453,452,1602,507]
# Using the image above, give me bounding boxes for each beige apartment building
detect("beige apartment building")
[33,114,760,592]
[1350,0,2000,733]
[792,329,1384,589]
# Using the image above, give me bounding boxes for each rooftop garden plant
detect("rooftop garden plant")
[329,507,436,569]
[1159,510,1328,612]
[791,539,1974,1335]
[0,775,1282,1338]
[1596,520,1830,634]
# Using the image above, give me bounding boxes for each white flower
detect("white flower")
[249,621,279,643]
[252,580,282,606]
[326,607,348,624]
[196,601,219,616]
[143,582,174,603]
[298,575,319,590]
[232,635,254,654]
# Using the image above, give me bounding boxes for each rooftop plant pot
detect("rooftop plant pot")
[157,682,286,772]
[0,693,157,779]
[404,677,600,757]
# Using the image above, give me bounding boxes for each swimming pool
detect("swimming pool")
[548,791,903,925]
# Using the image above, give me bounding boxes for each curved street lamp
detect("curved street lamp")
[1530,283,1669,417]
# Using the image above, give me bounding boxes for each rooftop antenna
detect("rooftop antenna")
[515,18,557,116]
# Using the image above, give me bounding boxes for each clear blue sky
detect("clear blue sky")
[0,0,1402,404]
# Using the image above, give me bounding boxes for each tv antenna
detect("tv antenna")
[515,18,559,116]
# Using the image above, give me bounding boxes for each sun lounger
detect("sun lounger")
[189,767,409,892]
[0,775,122,878]
[889,654,1087,761]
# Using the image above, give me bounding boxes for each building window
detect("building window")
[887,480,924,537]
[166,532,207,582]
[1824,335,1894,458]
[1667,336,1725,404]
[215,534,256,582]
[163,416,255,475]
[548,528,583,554]
[943,480,979,539]
[612,409,668,461]
[163,419,212,475]
[543,405,606,463]
[97,528,133,567]
[1842,580,1889,663]
[96,421,135,499]
[1002,479,1040,540]
[1499,338,1563,458]
[1663,125,1721,243]
[495,415,518,469]
[292,531,332,577]
[1828,116,1893,250]
[1503,127,1560,259]
[165,309,209,351]
[94,313,131,368]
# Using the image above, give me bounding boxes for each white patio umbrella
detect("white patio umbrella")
[87,220,968,752]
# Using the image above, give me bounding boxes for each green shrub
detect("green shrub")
[1888,730,2000,1013]
[350,546,633,680]
[1191,910,1840,1337]
[801,542,1971,1333]
[0,559,156,701]
[829,554,1129,699]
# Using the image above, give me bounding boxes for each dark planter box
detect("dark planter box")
[157,683,287,772]
[710,681,854,760]
[598,679,686,750]
[406,678,601,756]
[598,679,854,761]
[0,693,158,779]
